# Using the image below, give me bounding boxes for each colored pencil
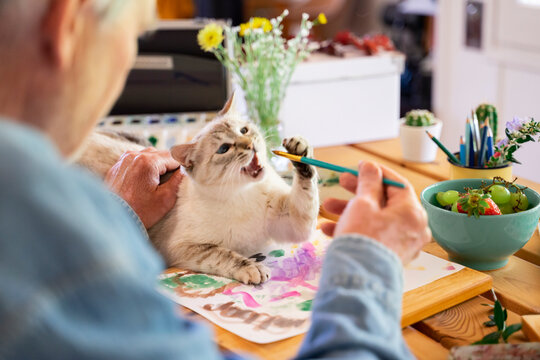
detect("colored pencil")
[465,119,470,166]
[472,111,481,151]
[486,127,494,161]
[477,119,489,167]
[468,121,476,166]
[425,131,461,164]
[271,150,406,189]
[459,136,466,165]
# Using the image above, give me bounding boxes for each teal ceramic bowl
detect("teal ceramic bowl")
[421,179,540,270]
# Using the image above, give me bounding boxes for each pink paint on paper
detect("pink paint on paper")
[445,265,456,271]
[269,241,322,288]
[223,288,261,308]
[270,291,302,302]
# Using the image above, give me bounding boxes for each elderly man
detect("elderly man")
[0,1,431,359]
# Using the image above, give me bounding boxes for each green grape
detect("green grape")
[442,190,460,205]
[436,192,448,206]
[451,202,459,212]
[489,185,511,205]
[510,192,529,212]
[499,202,515,215]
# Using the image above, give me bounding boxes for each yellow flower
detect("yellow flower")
[197,23,224,52]
[239,17,272,36]
[316,13,327,25]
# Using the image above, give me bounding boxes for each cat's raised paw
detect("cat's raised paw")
[282,136,315,178]
[282,136,313,158]
[233,260,271,285]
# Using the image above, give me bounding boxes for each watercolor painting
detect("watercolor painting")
[158,230,464,344]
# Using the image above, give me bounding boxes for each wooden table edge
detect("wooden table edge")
[401,268,493,327]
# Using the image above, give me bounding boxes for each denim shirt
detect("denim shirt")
[0,120,413,360]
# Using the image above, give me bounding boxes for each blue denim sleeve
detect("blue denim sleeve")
[0,120,224,360]
[295,235,414,360]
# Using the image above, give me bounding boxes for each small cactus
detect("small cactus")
[475,103,498,139]
[404,110,435,127]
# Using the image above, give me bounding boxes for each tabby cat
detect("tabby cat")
[77,94,319,284]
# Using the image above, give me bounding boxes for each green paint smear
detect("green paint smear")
[269,249,285,257]
[160,276,179,289]
[297,300,313,311]
[178,274,225,289]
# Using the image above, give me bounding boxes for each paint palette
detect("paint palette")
[158,230,464,344]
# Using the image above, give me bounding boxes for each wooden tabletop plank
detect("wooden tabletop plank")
[522,315,540,341]
[402,269,492,328]
[413,296,527,349]
[353,139,540,268]
[402,327,450,360]
[423,242,540,315]
[516,227,540,267]
[353,138,450,181]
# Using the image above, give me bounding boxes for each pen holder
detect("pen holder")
[448,153,512,181]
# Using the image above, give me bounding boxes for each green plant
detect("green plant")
[487,117,540,167]
[404,110,435,127]
[476,103,498,140]
[473,291,522,344]
[197,12,326,151]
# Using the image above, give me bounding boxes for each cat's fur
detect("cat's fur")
[76,95,319,284]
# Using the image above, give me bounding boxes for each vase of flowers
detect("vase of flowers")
[197,11,327,154]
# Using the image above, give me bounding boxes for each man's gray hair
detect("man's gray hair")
[0,0,130,46]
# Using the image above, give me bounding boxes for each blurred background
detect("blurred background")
[136,0,539,181]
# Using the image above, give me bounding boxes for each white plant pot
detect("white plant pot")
[399,119,443,162]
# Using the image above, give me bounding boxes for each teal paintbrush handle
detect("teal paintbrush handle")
[300,157,406,189]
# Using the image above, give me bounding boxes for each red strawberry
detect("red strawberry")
[457,190,502,217]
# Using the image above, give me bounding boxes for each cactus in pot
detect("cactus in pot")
[400,109,441,162]
[475,103,498,139]
[404,110,436,127]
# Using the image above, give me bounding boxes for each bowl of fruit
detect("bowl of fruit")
[421,177,540,270]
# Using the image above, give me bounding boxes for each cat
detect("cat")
[76,94,319,285]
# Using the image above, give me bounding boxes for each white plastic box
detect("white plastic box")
[279,53,405,147]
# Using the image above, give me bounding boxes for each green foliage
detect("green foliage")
[404,110,435,127]
[476,103,498,139]
[472,295,522,345]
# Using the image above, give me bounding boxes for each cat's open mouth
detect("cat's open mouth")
[242,152,264,178]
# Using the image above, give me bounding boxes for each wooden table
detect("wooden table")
[182,138,540,359]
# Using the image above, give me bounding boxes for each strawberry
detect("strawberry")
[457,190,502,217]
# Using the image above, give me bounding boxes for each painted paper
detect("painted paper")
[159,230,463,344]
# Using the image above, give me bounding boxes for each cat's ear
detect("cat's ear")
[218,91,239,116]
[171,143,196,170]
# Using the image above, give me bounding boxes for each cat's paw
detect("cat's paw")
[283,136,313,158]
[282,136,315,178]
[233,260,271,285]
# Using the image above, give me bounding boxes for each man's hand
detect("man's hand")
[321,161,431,264]
[105,148,184,229]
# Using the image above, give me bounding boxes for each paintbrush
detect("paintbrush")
[272,150,406,189]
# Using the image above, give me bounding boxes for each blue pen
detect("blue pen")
[478,120,489,167]
[486,127,494,161]
[465,119,471,166]
[459,136,466,165]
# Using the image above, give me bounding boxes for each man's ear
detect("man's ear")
[171,143,196,170]
[218,91,239,116]
[41,0,84,69]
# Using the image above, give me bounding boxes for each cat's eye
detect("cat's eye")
[216,143,231,154]
[240,127,249,134]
